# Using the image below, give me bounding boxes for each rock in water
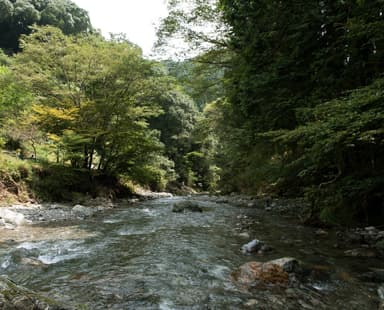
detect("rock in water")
[0,276,66,309]
[241,239,264,254]
[172,201,203,213]
[231,261,289,287]
[231,257,302,288]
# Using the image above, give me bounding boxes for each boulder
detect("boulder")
[0,209,29,226]
[172,201,203,213]
[231,257,302,288]
[231,261,289,287]
[0,276,66,309]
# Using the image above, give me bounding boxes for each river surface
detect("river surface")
[0,196,382,309]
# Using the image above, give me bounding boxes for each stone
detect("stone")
[365,226,377,231]
[241,239,264,254]
[244,299,259,307]
[231,261,289,287]
[0,209,29,226]
[172,201,203,213]
[315,229,328,236]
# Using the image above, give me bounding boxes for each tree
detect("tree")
[0,0,92,53]
[0,64,33,147]
[159,0,384,222]
[12,26,172,189]
[149,88,199,185]
[217,0,384,223]
[155,0,226,59]
[164,54,227,110]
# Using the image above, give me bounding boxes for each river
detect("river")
[0,196,382,309]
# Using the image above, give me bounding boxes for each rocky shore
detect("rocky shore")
[0,192,173,229]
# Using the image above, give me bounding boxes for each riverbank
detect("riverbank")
[0,151,174,206]
[0,191,173,229]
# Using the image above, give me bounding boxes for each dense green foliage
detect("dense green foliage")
[0,23,205,198]
[217,0,384,224]
[156,0,384,225]
[0,0,91,53]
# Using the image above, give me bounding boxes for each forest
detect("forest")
[0,0,383,226]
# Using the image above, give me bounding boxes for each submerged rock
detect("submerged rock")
[0,276,66,309]
[172,201,203,213]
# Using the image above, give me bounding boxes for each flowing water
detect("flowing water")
[0,196,382,309]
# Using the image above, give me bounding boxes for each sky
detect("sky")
[72,0,169,57]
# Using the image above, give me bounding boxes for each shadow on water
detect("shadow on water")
[0,196,382,309]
